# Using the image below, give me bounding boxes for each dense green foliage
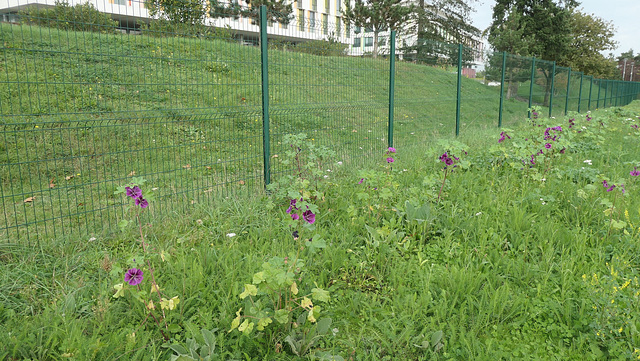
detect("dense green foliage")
[2,101,640,359]
[19,0,118,33]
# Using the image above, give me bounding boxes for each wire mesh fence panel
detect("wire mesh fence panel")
[458,46,501,133]
[265,11,388,179]
[550,67,568,118]
[393,38,459,147]
[0,0,266,243]
[501,54,533,126]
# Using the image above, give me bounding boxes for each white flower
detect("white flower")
[542,202,546,205]
[584,160,592,165]
[551,117,556,119]
[410,132,415,135]
[475,212,482,216]
[541,178,546,182]
[337,161,343,165]
[89,237,97,242]
[226,233,236,238]
[323,175,329,179]
[326,169,331,172]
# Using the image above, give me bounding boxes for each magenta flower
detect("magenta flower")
[545,143,552,149]
[388,147,396,153]
[303,210,315,224]
[126,186,142,199]
[358,178,364,184]
[125,268,144,286]
[602,180,609,188]
[386,157,394,163]
[135,197,148,208]
[606,185,616,192]
[291,213,299,221]
[630,167,640,176]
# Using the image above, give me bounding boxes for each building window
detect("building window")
[336,0,340,13]
[353,38,361,47]
[309,11,316,28]
[364,37,373,47]
[336,17,341,36]
[298,9,305,31]
[346,23,350,38]
[364,26,373,33]
[322,14,328,35]
[378,36,386,46]
[312,0,317,11]
[354,26,361,34]
[325,0,330,12]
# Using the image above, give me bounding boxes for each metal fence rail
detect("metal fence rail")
[1,2,640,244]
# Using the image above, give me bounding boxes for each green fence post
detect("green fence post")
[604,80,608,108]
[614,81,618,107]
[259,5,271,187]
[577,72,583,113]
[528,57,535,118]
[564,68,571,115]
[548,61,556,118]
[388,30,396,148]
[455,43,462,136]
[498,51,507,127]
[597,79,601,109]
[588,76,593,111]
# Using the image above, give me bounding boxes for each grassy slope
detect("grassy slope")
[0,22,535,241]
[1,102,640,360]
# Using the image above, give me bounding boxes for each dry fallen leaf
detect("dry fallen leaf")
[204,188,213,193]
[65,175,74,180]
[238,180,245,185]
[183,164,191,169]
[128,171,136,176]
[205,166,212,170]
[24,196,35,203]
[49,179,55,188]
[190,200,197,204]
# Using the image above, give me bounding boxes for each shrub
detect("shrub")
[20,0,118,33]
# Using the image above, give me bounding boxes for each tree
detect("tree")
[563,9,618,78]
[488,0,579,106]
[146,0,292,27]
[406,0,479,65]
[343,0,412,58]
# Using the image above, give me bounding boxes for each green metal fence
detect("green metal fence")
[1,1,640,244]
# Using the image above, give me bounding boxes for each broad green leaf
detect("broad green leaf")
[612,220,627,229]
[229,309,242,332]
[112,283,125,298]
[160,296,180,310]
[239,284,257,299]
[238,319,253,334]
[256,317,272,331]
[316,317,332,335]
[290,282,299,295]
[275,309,289,324]
[118,219,129,232]
[252,272,265,285]
[307,306,321,323]
[301,297,313,310]
[311,287,330,303]
[431,330,444,346]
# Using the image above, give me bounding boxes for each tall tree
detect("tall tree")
[488,0,579,105]
[407,0,480,65]
[563,9,618,78]
[343,0,412,58]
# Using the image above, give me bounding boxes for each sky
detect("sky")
[470,0,639,58]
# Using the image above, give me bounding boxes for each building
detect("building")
[618,58,639,82]
[1,0,483,62]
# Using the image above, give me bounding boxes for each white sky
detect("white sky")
[470,0,639,58]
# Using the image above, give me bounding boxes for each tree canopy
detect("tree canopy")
[343,0,412,58]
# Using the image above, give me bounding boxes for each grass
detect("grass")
[0,21,581,242]
[1,100,640,360]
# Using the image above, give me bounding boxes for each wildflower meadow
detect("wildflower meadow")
[2,102,640,360]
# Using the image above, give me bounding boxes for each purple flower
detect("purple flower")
[620,184,626,194]
[126,186,142,199]
[602,180,609,188]
[291,213,299,220]
[560,148,565,154]
[135,197,148,208]
[292,230,299,239]
[125,268,144,286]
[290,198,298,207]
[607,185,616,192]
[386,157,394,163]
[303,210,315,224]
[545,143,552,149]
[630,167,640,176]
[388,147,396,153]
[286,206,292,214]
[358,178,364,184]
[445,158,453,166]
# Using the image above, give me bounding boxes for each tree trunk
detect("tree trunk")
[373,31,379,58]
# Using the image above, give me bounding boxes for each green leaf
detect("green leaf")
[167,324,182,333]
[316,317,332,335]
[311,287,330,303]
[431,330,444,346]
[256,317,272,331]
[112,283,125,298]
[239,284,257,299]
[274,309,289,324]
[167,344,189,356]
[252,272,265,285]
[238,319,254,334]
[611,220,627,229]
[118,219,129,232]
[201,328,216,348]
